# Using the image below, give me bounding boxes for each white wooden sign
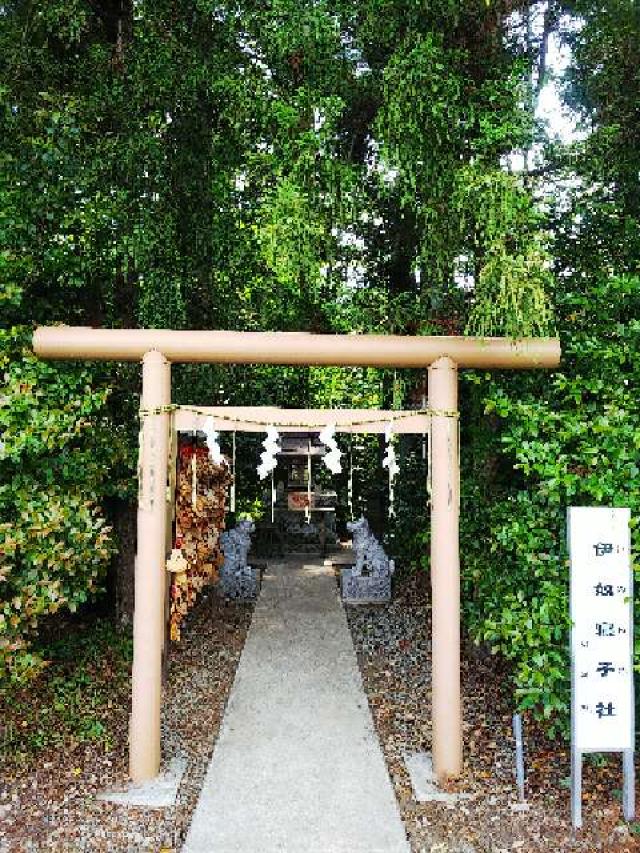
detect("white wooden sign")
[568,506,634,827]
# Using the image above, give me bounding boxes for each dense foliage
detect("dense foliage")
[460,0,640,734]
[1,0,637,739]
[0,328,118,681]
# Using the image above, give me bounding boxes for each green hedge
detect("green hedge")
[461,275,640,736]
[0,329,118,682]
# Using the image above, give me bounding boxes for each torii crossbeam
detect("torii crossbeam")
[33,327,561,785]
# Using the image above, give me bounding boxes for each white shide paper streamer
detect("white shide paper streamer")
[257,426,281,480]
[382,422,399,518]
[319,423,343,474]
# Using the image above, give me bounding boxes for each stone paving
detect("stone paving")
[183,557,409,853]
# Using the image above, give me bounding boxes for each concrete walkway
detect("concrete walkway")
[183,558,409,853]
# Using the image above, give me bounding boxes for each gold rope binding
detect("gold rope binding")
[138,404,459,425]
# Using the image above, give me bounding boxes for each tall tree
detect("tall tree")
[1,0,555,678]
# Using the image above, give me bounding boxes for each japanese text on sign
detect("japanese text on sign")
[569,507,633,751]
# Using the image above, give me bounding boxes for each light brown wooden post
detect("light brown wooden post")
[161,360,173,665]
[163,406,177,679]
[428,356,462,782]
[129,350,170,782]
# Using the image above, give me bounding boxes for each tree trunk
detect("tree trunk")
[106,497,137,626]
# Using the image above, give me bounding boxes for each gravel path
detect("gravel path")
[346,575,639,853]
[1,590,253,852]
[184,558,408,852]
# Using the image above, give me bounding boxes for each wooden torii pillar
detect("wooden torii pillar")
[33,327,560,783]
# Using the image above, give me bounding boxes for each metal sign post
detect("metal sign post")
[569,506,635,829]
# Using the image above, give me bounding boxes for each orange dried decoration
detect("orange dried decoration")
[169,436,231,642]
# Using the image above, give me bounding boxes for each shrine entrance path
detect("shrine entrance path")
[183,557,409,853]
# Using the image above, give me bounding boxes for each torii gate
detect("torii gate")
[33,327,561,785]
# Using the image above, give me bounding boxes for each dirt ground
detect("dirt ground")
[0,590,253,852]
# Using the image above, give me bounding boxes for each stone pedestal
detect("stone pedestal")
[341,569,392,603]
[220,565,260,600]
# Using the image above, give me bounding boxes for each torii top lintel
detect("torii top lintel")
[33,327,561,369]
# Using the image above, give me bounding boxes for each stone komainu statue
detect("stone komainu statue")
[220,519,260,600]
[342,517,394,602]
